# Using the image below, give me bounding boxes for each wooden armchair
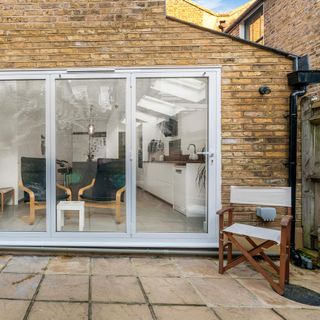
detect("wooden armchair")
[78,158,125,224]
[217,186,292,295]
[19,157,72,225]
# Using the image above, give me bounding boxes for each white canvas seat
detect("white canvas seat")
[223,223,281,244]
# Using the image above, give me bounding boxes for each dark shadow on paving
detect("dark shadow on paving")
[284,284,320,306]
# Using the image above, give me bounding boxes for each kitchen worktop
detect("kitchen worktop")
[143,160,205,165]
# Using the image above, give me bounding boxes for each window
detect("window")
[244,6,264,44]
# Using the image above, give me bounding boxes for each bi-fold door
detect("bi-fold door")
[0,68,221,248]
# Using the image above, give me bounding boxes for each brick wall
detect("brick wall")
[166,0,255,32]
[0,0,295,228]
[264,0,320,95]
[228,24,241,37]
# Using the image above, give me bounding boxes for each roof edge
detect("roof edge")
[166,15,298,60]
[225,0,263,33]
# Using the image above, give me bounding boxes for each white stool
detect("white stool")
[57,201,85,231]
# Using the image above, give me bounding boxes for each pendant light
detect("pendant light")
[88,104,95,135]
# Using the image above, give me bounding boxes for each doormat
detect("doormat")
[284,284,320,306]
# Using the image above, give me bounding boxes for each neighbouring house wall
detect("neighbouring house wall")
[229,24,241,37]
[264,0,320,72]
[166,0,255,32]
[228,0,320,95]
[0,0,295,229]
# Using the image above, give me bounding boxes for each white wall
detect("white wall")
[106,110,119,159]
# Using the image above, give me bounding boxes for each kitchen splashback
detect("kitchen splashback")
[169,139,181,158]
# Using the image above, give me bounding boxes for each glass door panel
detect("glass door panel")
[55,78,127,232]
[135,77,209,233]
[0,80,47,231]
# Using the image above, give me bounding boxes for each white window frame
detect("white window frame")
[0,67,221,248]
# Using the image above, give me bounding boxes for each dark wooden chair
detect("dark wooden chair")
[217,186,292,295]
[19,157,72,225]
[78,158,125,224]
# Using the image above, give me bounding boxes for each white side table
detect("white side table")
[57,201,85,232]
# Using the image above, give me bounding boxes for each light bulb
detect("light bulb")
[88,123,95,135]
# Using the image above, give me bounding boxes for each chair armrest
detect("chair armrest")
[216,207,234,230]
[281,215,292,227]
[217,207,234,215]
[19,180,35,202]
[78,179,95,200]
[57,184,72,201]
[116,186,126,203]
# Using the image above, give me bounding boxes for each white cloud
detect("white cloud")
[194,0,245,12]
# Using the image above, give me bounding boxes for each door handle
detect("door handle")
[197,151,214,157]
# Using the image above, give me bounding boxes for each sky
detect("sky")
[193,0,250,12]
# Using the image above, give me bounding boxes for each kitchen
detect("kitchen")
[135,77,209,233]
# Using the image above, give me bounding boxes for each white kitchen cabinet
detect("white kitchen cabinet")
[173,166,186,213]
[142,162,174,204]
[141,162,205,218]
[185,163,206,217]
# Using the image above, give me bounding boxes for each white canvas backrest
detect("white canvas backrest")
[230,186,291,207]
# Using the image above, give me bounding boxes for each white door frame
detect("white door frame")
[0,67,221,248]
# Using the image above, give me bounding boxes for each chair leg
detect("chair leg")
[1,193,4,212]
[29,201,35,225]
[229,234,284,295]
[115,202,122,224]
[218,231,224,274]
[227,242,232,263]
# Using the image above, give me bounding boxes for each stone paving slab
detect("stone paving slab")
[0,300,29,320]
[153,305,219,320]
[189,277,264,307]
[2,256,49,274]
[0,273,41,299]
[92,257,135,276]
[214,307,283,320]
[0,255,12,271]
[0,254,319,320]
[173,257,223,278]
[92,304,153,320]
[132,258,181,277]
[46,256,90,274]
[91,276,146,303]
[237,279,304,307]
[28,301,88,320]
[274,308,320,320]
[141,277,204,305]
[37,274,89,301]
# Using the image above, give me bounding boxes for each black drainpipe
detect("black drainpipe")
[288,87,306,265]
[287,57,320,265]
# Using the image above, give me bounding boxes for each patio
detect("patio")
[0,254,319,320]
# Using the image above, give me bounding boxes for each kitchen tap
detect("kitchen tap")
[187,144,198,160]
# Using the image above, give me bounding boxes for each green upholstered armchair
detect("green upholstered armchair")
[19,157,72,225]
[78,158,125,224]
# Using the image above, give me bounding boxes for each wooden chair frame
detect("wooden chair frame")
[217,207,292,295]
[19,181,72,225]
[78,178,125,224]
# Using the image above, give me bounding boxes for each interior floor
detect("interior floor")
[0,189,205,233]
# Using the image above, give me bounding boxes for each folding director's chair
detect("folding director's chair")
[217,186,292,295]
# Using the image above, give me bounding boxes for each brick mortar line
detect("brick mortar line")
[22,256,52,320]
[136,276,158,320]
[175,257,210,309]
[271,308,288,320]
[0,255,13,273]
[211,308,224,320]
